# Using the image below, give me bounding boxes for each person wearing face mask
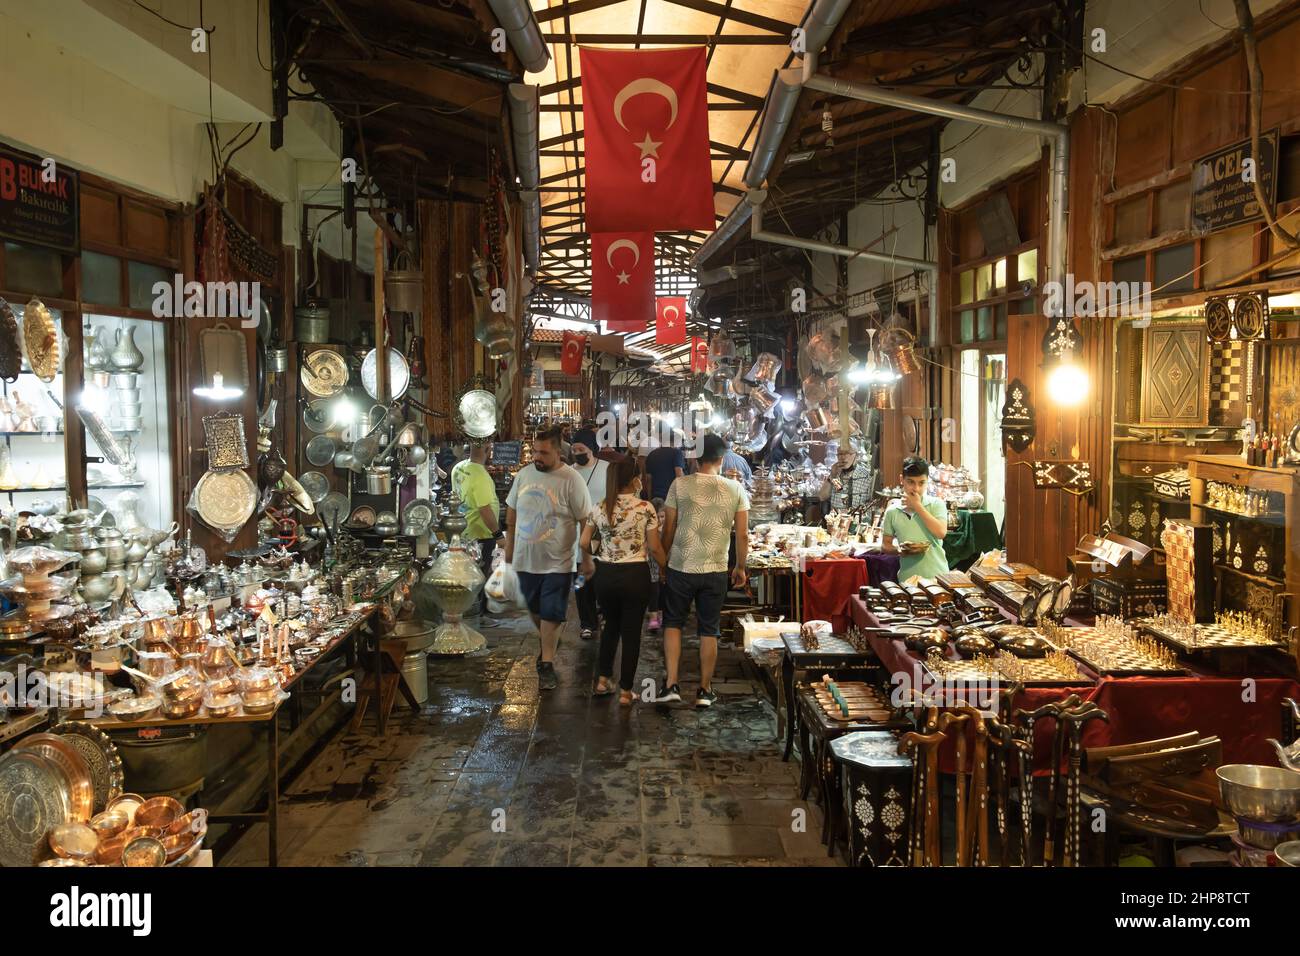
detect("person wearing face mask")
[505,426,595,690]
[570,428,608,640]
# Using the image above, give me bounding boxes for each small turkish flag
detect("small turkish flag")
[690,336,709,373]
[560,331,586,376]
[592,232,654,332]
[655,297,687,345]
[580,46,715,232]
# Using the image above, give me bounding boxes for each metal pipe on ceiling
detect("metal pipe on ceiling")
[747,188,941,344]
[508,83,542,272]
[801,67,1070,295]
[798,0,855,61]
[487,0,550,74]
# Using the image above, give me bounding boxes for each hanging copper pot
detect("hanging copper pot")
[804,407,832,432]
[880,327,921,375]
[749,386,778,417]
[745,352,782,387]
[709,331,736,362]
[866,382,894,410]
[731,371,752,397]
[804,330,837,371]
[801,372,829,405]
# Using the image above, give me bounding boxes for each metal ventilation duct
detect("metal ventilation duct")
[520,189,540,271]
[507,83,540,189]
[486,0,550,74]
[799,0,855,61]
[745,69,803,189]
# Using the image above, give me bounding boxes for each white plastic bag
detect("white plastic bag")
[485,560,525,610]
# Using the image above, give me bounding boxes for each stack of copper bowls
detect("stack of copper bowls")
[154,668,204,719]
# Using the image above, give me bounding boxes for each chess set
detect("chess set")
[810,677,894,722]
[1138,611,1289,653]
[1040,618,1184,678]
[782,626,862,656]
[921,646,1088,688]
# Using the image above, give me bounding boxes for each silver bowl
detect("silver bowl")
[1274,841,1300,866]
[1217,764,1300,823]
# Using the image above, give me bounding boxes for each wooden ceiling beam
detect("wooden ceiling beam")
[534,0,628,23]
[660,0,796,36]
[304,56,502,118]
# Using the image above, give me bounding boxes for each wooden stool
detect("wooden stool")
[350,635,420,734]
[830,731,912,866]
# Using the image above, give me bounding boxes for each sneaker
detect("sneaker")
[647,611,662,631]
[580,627,595,641]
[537,662,559,690]
[696,686,718,708]
[654,682,681,703]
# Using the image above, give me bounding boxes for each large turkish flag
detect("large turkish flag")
[592,232,654,332]
[580,46,714,233]
[655,297,687,345]
[690,336,710,373]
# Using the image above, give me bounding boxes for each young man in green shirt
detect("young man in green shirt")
[451,441,500,616]
[882,456,950,582]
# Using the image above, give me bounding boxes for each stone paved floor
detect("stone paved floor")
[223,604,840,867]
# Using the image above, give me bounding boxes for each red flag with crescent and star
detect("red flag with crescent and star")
[690,336,709,373]
[560,331,586,376]
[655,297,687,345]
[580,46,714,233]
[592,232,654,332]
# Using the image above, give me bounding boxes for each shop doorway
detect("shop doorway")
[959,349,1006,528]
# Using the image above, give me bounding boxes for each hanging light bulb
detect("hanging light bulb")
[1045,348,1089,407]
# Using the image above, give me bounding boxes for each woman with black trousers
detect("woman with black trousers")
[580,457,666,706]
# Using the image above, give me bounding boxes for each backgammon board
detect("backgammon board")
[811,679,894,722]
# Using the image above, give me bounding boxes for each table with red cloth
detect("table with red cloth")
[862,551,900,586]
[849,596,1300,770]
[801,558,868,633]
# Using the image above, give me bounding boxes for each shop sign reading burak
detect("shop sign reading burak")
[1191,129,1278,234]
[0,143,79,253]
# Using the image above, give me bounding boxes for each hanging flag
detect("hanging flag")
[655,297,687,345]
[580,46,714,233]
[690,336,709,373]
[560,331,586,376]
[591,232,654,332]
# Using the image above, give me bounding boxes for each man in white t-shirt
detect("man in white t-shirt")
[570,430,609,640]
[505,427,594,690]
[657,434,750,707]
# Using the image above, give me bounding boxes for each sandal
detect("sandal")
[593,677,616,697]
[619,689,635,706]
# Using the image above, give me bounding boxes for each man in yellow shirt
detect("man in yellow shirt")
[451,441,500,616]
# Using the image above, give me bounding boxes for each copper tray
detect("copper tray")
[51,720,124,814]
[0,750,71,866]
[13,733,94,822]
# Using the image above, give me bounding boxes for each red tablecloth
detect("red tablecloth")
[802,559,868,633]
[849,596,1300,770]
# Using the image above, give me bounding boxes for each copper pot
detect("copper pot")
[881,327,921,375]
[745,352,782,387]
[866,383,894,410]
[801,372,829,405]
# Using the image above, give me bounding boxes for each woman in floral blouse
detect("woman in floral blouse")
[580,457,666,705]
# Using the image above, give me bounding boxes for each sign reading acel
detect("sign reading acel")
[1191,130,1278,234]
[0,143,79,253]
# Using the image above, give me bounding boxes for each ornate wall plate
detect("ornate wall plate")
[457,389,498,439]
[302,398,332,433]
[300,349,348,397]
[22,298,60,382]
[202,412,249,471]
[299,471,330,503]
[0,750,71,866]
[194,469,257,530]
[401,499,434,536]
[360,346,410,401]
[318,491,350,527]
[49,721,123,814]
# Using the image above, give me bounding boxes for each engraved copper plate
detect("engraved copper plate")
[300,349,348,397]
[21,298,60,382]
[202,413,249,471]
[194,469,257,529]
[13,733,94,822]
[52,721,123,814]
[0,750,71,866]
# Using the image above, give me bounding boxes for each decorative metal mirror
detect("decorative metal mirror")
[455,374,498,440]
